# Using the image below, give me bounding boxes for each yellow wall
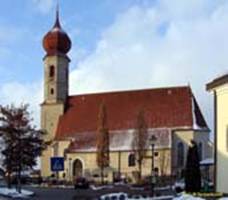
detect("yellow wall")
[40,55,69,177]
[63,149,171,183]
[214,84,228,193]
[40,129,211,181]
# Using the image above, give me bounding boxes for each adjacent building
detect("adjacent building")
[207,74,228,193]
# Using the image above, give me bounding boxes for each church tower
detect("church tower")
[42,8,71,104]
[41,8,71,177]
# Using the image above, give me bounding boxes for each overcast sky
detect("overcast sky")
[0,0,228,135]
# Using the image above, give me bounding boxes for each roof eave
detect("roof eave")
[206,74,228,91]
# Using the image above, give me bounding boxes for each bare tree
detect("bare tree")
[0,104,46,192]
[132,109,148,182]
[96,102,109,184]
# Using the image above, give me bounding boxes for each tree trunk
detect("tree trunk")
[138,160,142,183]
[17,169,21,193]
[7,171,11,189]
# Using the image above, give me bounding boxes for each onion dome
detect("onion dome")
[43,8,71,56]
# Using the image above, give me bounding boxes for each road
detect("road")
[27,187,76,200]
[2,185,174,200]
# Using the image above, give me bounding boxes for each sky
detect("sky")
[0,0,228,135]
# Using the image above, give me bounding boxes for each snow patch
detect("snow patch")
[173,193,205,200]
[90,184,114,191]
[0,187,34,198]
[200,158,214,165]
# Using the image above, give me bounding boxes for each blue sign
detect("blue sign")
[51,157,64,172]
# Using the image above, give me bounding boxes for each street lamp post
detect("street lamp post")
[69,158,72,182]
[150,135,157,197]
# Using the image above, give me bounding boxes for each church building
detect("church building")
[40,10,211,182]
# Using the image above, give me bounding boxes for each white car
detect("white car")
[99,193,149,200]
[172,179,185,192]
[99,193,128,200]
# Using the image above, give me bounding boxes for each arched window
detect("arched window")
[73,159,83,177]
[128,153,136,167]
[177,142,184,167]
[198,142,203,161]
[154,167,159,176]
[49,65,55,78]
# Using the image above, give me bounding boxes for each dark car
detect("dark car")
[10,174,32,185]
[74,177,89,189]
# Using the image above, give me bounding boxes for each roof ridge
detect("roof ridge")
[69,85,190,98]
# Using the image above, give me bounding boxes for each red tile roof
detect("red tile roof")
[55,86,208,140]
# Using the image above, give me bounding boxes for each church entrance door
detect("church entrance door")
[73,159,83,178]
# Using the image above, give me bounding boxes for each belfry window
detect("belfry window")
[49,65,55,78]
[128,153,136,167]
[50,88,54,95]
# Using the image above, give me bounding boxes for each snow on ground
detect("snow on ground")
[173,193,205,200]
[0,187,34,198]
[90,184,114,190]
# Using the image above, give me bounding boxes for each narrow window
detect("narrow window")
[50,88,54,95]
[49,65,55,78]
[198,142,203,161]
[128,153,136,167]
[177,142,184,167]
[154,167,159,175]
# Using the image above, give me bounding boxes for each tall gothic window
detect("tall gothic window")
[128,153,136,167]
[49,65,55,78]
[177,142,184,167]
[198,142,203,161]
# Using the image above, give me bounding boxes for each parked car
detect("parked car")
[172,178,214,193]
[99,193,128,200]
[99,193,149,200]
[172,179,185,193]
[10,174,32,185]
[74,177,89,189]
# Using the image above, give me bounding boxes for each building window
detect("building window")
[50,88,54,95]
[128,153,136,167]
[177,142,184,167]
[154,167,159,176]
[49,65,55,78]
[198,142,203,161]
[154,152,159,157]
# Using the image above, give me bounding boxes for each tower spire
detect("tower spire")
[43,0,71,56]
[54,1,61,28]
